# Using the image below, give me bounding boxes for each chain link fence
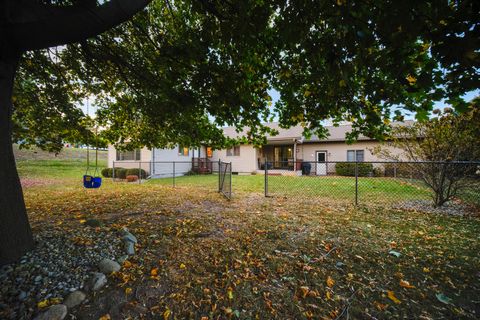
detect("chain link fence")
[219,161,232,199]
[111,160,232,199]
[264,160,480,210]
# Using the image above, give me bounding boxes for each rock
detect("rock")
[64,291,86,309]
[124,241,135,256]
[121,229,138,244]
[18,291,28,301]
[34,304,67,320]
[87,272,107,291]
[98,258,121,273]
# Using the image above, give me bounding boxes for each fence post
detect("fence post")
[218,159,221,192]
[112,161,116,181]
[138,161,141,184]
[394,162,397,178]
[264,157,268,197]
[355,161,358,206]
[173,162,176,188]
[229,162,232,199]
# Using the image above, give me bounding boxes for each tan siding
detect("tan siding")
[108,146,152,173]
[211,145,257,173]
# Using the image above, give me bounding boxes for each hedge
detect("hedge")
[335,162,373,177]
[125,168,147,179]
[101,168,113,178]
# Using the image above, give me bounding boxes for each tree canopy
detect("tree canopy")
[13,0,480,151]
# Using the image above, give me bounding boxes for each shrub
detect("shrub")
[335,162,373,176]
[125,168,147,179]
[101,168,113,178]
[126,175,138,182]
[115,168,127,179]
[372,167,384,177]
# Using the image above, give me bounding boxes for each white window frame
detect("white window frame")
[116,149,141,161]
[347,150,364,162]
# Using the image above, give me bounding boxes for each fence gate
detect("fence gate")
[218,161,232,199]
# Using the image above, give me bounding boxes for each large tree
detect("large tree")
[4,0,480,264]
[0,0,151,265]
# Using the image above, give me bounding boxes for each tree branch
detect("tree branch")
[5,0,151,55]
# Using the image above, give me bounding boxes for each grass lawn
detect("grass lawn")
[8,151,480,319]
[148,173,433,206]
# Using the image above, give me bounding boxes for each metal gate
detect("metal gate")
[218,161,232,199]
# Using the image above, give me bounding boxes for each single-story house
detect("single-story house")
[107,122,409,177]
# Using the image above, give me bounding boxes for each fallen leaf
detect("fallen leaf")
[99,315,111,320]
[387,290,401,304]
[180,263,186,269]
[300,286,310,298]
[436,293,453,305]
[227,287,234,300]
[163,307,171,320]
[400,280,415,289]
[151,268,158,277]
[37,300,49,309]
[125,287,133,295]
[389,250,401,258]
[326,276,335,288]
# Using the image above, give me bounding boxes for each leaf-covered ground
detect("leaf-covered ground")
[21,174,480,319]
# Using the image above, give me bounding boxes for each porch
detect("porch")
[257,142,302,171]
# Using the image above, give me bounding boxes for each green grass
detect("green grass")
[15,145,107,180]
[147,174,433,206]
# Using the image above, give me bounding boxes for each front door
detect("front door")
[316,151,327,175]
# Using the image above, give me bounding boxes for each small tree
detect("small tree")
[374,104,480,207]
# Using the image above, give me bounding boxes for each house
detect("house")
[210,122,409,175]
[108,145,209,177]
[107,122,409,177]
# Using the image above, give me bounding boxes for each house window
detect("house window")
[116,149,141,161]
[227,146,240,156]
[206,147,213,158]
[178,146,189,156]
[347,150,364,162]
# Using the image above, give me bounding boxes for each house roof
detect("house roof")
[222,121,415,143]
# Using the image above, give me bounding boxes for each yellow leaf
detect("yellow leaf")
[125,287,133,295]
[387,290,401,304]
[399,280,415,288]
[339,79,346,87]
[99,315,111,320]
[79,219,87,224]
[163,308,171,320]
[227,287,234,300]
[123,260,132,268]
[326,276,335,288]
[37,299,49,309]
[326,291,332,300]
[179,263,186,269]
[304,90,312,97]
[151,268,158,277]
[299,286,310,298]
[423,267,430,273]
[406,75,417,85]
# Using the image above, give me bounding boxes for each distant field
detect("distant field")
[14,145,107,180]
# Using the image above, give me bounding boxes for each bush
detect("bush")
[335,162,373,176]
[126,175,138,182]
[115,168,127,179]
[101,168,113,178]
[125,168,147,179]
[372,167,384,177]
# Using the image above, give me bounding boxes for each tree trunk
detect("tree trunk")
[0,57,34,265]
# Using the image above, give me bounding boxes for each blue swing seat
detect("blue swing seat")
[83,175,102,189]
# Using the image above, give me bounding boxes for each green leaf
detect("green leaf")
[436,293,453,305]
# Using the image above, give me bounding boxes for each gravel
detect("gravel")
[0,227,122,320]
[395,199,477,216]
